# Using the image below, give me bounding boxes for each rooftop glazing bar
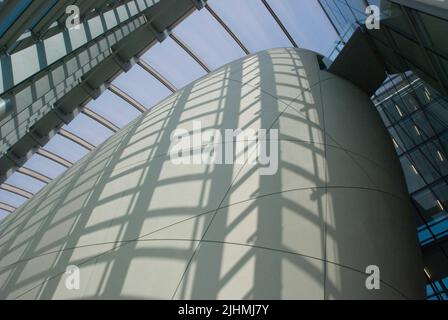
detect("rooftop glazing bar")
[0,0,205,183]
[319,0,448,96]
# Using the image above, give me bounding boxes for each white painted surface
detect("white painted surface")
[0,48,424,299]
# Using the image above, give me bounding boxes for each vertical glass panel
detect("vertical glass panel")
[377,106,391,127]
[426,100,448,133]
[394,124,416,149]
[63,113,114,147]
[409,149,440,184]
[173,8,245,70]
[439,132,448,155]
[384,2,414,37]
[419,141,448,177]
[412,111,434,138]
[390,30,429,72]
[432,183,448,213]
[418,225,433,244]
[400,155,426,193]
[394,96,411,117]
[413,188,441,223]
[400,118,425,145]
[431,217,448,238]
[389,127,405,155]
[414,83,433,105]
[383,99,402,123]
[419,11,448,58]
[402,92,420,113]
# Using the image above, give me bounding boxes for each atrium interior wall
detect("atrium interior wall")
[0,48,425,299]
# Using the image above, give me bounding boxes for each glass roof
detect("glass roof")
[140,37,207,89]
[43,135,89,163]
[23,153,67,179]
[207,0,292,53]
[265,0,338,55]
[0,0,32,37]
[0,1,338,217]
[1,0,447,301]
[62,113,114,147]
[0,189,27,208]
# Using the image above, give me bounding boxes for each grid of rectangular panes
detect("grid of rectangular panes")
[319,0,448,97]
[374,74,448,245]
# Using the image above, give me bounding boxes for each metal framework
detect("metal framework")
[0,0,198,183]
[0,0,303,213]
[1,0,446,302]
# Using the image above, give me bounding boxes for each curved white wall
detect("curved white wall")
[0,48,424,299]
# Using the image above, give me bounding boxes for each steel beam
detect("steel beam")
[82,108,119,132]
[138,59,177,92]
[0,202,16,213]
[170,33,211,72]
[16,167,52,184]
[109,84,146,112]
[260,0,298,48]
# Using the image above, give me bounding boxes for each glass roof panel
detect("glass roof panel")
[62,113,114,147]
[140,37,207,89]
[4,172,46,194]
[112,64,172,107]
[173,8,246,70]
[87,90,142,128]
[265,0,339,55]
[23,154,67,179]
[0,209,8,220]
[0,189,27,208]
[207,0,291,53]
[44,135,89,163]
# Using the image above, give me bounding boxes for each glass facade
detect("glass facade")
[373,74,448,244]
[319,0,448,95]
[320,0,448,300]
